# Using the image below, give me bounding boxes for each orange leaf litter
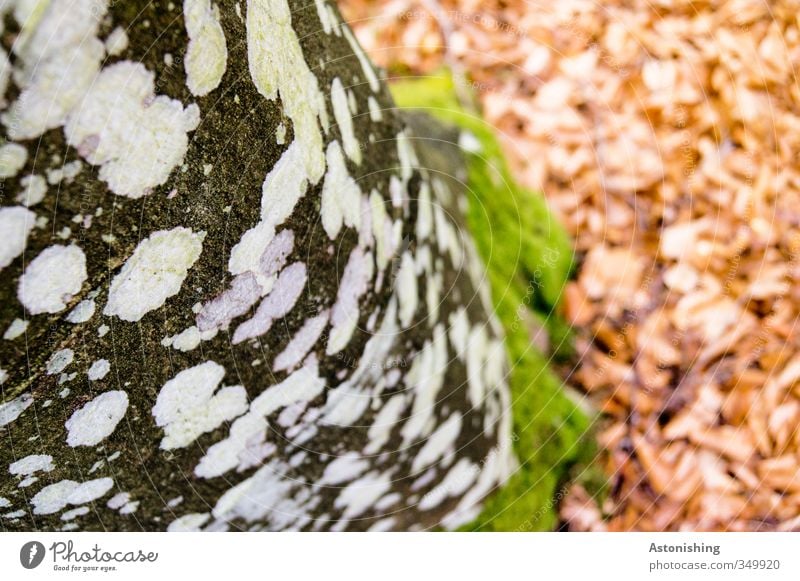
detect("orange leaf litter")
[339,0,800,531]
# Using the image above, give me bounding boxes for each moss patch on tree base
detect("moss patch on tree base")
[391,72,597,531]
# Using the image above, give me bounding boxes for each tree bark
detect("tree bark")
[0,0,513,531]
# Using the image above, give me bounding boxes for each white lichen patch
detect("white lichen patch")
[9,454,54,476]
[0,206,35,271]
[0,393,33,427]
[330,77,361,165]
[396,251,418,328]
[246,0,328,184]
[161,325,216,352]
[335,471,392,519]
[17,174,47,206]
[46,349,74,375]
[66,477,114,504]
[107,492,130,510]
[2,0,107,140]
[419,459,478,510]
[65,298,96,323]
[104,227,205,322]
[273,309,329,372]
[194,360,325,478]
[196,272,262,331]
[184,0,228,96]
[31,480,79,515]
[326,247,373,355]
[411,412,462,472]
[65,390,129,447]
[87,359,111,381]
[367,96,383,122]
[342,25,380,92]
[400,325,448,445]
[31,476,114,516]
[313,0,334,34]
[229,141,306,276]
[321,140,362,240]
[0,143,28,177]
[0,47,10,106]
[18,244,87,314]
[61,506,90,521]
[152,361,247,450]
[320,452,369,485]
[64,61,201,198]
[168,512,210,531]
[47,160,83,185]
[364,394,407,454]
[3,318,28,340]
[233,262,307,344]
[104,26,129,56]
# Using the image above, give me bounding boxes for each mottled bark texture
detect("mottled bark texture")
[0,0,514,531]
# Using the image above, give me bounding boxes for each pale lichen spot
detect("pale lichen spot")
[161,325,217,352]
[194,360,325,478]
[3,318,28,340]
[335,471,392,519]
[104,227,205,322]
[396,251,418,328]
[65,298,96,323]
[61,506,90,521]
[184,0,228,96]
[0,143,27,177]
[330,77,361,165]
[104,26,129,56]
[46,349,74,375]
[246,0,327,183]
[320,452,369,485]
[2,0,107,139]
[313,0,333,34]
[367,96,383,122]
[273,309,329,372]
[320,140,362,240]
[229,141,306,276]
[65,390,129,447]
[152,361,248,450]
[232,261,307,344]
[196,272,262,332]
[18,244,87,314]
[17,174,47,206]
[327,247,373,355]
[342,25,380,92]
[168,512,210,531]
[0,393,33,427]
[107,492,130,510]
[0,206,35,271]
[31,480,79,515]
[9,454,54,476]
[411,412,463,472]
[66,477,114,504]
[64,61,201,198]
[87,359,111,381]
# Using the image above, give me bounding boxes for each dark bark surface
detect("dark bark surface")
[0,0,513,531]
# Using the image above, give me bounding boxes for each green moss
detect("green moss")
[391,72,597,531]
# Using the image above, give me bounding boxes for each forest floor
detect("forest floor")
[340,0,800,531]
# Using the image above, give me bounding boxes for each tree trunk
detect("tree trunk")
[0,0,514,531]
